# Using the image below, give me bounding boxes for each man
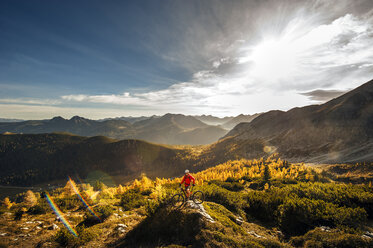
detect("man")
[180,169,195,199]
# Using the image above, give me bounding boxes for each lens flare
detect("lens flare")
[45,192,78,237]
[68,177,101,221]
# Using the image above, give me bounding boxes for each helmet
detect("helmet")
[185,169,189,173]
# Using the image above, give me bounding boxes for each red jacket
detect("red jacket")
[180,174,195,186]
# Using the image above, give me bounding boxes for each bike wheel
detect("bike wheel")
[192,191,204,204]
[170,193,184,208]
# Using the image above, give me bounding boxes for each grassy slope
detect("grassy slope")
[1,158,373,247]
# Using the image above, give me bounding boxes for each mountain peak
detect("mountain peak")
[70,116,86,121]
[50,116,66,122]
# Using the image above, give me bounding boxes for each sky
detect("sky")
[0,0,373,119]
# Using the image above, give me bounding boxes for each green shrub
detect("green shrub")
[78,214,101,227]
[281,182,373,215]
[277,197,367,235]
[210,180,244,192]
[14,208,25,220]
[141,188,153,196]
[78,204,114,227]
[225,177,239,183]
[290,228,373,248]
[27,199,49,215]
[246,189,284,221]
[93,181,107,191]
[120,188,147,211]
[244,181,373,231]
[94,204,114,220]
[202,184,246,213]
[56,196,82,211]
[55,225,96,247]
[240,175,252,182]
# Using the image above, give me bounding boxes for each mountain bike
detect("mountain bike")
[170,185,205,208]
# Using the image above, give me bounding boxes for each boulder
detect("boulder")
[48,224,59,230]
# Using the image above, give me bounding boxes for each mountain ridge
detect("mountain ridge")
[224,78,373,162]
[0,114,229,145]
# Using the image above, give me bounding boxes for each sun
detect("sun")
[250,38,297,81]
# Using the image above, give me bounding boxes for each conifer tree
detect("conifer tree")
[3,197,12,209]
[24,190,37,207]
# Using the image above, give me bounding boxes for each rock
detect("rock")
[184,201,215,223]
[36,241,54,248]
[36,226,42,230]
[116,224,127,233]
[0,233,7,236]
[248,231,265,239]
[319,226,332,232]
[48,224,59,230]
[235,217,244,225]
[185,200,200,209]
[275,230,284,238]
[364,231,373,238]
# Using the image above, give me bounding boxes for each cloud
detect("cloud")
[0,98,61,105]
[0,104,156,120]
[2,0,373,119]
[61,93,147,105]
[61,10,373,116]
[300,89,348,102]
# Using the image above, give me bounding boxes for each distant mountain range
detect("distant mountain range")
[98,116,157,123]
[220,113,262,129]
[223,79,373,163]
[193,115,234,125]
[0,113,261,145]
[0,118,24,122]
[2,79,373,186]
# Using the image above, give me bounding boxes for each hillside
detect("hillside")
[175,126,229,145]
[0,133,204,187]
[98,116,155,123]
[0,118,24,123]
[193,115,233,126]
[221,113,261,129]
[223,79,373,163]
[0,116,136,139]
[0,114,227,145]
[1,158,373,248]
